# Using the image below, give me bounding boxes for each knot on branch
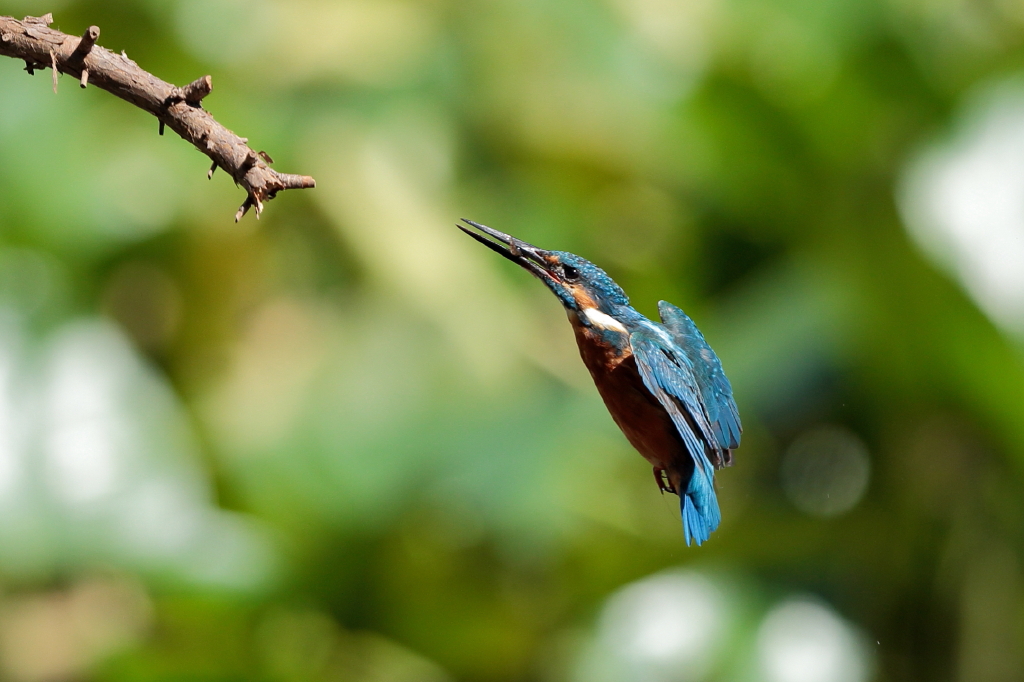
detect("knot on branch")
[23,13,52,25]
[167,75,212,106]
[240,149,258,173]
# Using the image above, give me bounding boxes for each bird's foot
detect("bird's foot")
[653,467,676,494]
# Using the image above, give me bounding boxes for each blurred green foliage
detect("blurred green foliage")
[2,0,1024,680]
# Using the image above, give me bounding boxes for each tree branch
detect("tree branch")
[0,13,316,221]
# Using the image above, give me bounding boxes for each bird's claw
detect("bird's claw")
[654,467,676,494]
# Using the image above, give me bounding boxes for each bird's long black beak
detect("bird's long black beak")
[458,219,555,281]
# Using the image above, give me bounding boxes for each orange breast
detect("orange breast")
[570,318,690,483]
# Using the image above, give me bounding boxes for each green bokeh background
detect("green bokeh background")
[1,0,1023,680]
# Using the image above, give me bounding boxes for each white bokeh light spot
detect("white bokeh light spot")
[43,331,126,504]
[46,420,120,503]
[0,333,22,501]
[598,570,728,681]
[900,79,1024,337]
[757,598,871,682]
[0,317,278,589]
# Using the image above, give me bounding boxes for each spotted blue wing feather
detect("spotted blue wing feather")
[658,301,742,457]
[629,328,721,545]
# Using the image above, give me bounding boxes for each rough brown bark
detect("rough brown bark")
[0,13,316,221]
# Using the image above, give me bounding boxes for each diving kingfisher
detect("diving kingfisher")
[459,219,741,545]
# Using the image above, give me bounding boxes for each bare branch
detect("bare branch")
[0,13,316,220]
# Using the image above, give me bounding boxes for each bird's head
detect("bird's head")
[459,219,629,318]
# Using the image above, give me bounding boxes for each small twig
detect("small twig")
[74,25,98,57]
[235,195,254,222]
[0,13,315,220]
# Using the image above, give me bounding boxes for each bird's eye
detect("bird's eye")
[562,265,580,282]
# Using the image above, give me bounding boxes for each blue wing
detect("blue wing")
[629,327,721,546]
[658,301,742,458]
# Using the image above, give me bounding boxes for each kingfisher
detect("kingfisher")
[459,219,741,545]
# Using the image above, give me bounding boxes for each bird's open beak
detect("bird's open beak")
[458,219,557,282]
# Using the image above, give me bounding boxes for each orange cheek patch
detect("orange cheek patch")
[571,286,597,310]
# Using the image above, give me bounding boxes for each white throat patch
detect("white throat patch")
[583,307,628,333]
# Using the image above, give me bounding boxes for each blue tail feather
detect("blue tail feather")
[681,453,721,546]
